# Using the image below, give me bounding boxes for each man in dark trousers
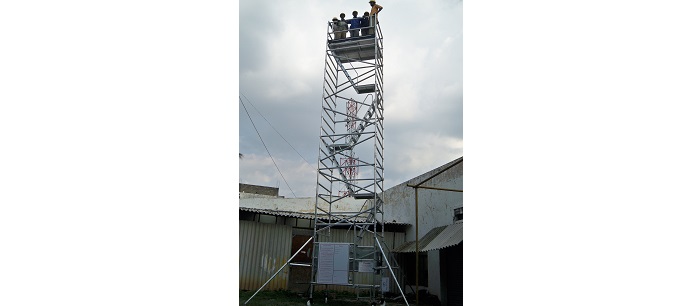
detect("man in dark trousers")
[348,11,362,37]
[360,11,370,36]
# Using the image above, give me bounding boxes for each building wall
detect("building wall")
[239,196,365,216]
[239,183,279,197]
[240,193,280,199]
[428,250,441,300]
[382,158,463,238]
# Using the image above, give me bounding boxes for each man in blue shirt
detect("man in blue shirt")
[348,11,362,38]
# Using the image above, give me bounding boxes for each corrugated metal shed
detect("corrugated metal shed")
[239,220,292,290]
[238,219,407,293]
[393,223,462,253]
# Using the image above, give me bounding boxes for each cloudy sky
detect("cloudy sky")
[239,0,464,197]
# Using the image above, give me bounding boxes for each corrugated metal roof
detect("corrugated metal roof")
[422,222,462,251]
[240,206,315,219]
[239,207,410,225]
[393,223,463,253]
[393,225,444,253]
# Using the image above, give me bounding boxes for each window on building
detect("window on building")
[453,207,463,222]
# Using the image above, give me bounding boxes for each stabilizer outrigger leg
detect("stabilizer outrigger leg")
[244,236,314,305]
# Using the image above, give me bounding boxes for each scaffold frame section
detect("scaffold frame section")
[310,19,406,306]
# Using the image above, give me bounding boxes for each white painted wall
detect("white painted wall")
[382,158,463,238]
[427,250,441,298]
[239,192,280,199]
[239,196,366,214]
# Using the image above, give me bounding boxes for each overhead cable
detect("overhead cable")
[240,92,316,169]
[240,96,297,198]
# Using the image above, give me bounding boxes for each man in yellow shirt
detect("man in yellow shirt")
[369,1,383,16]
[368,1,383,35]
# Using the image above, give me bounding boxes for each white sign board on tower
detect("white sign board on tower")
[358,260,375,273]
[316,243,350,285]
[381,277,390,292]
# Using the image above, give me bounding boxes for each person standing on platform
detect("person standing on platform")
[331,17,342,40]
[348,11,362,38]
[338,13,349,39]
[360,11,370,36]
[368,1,383,35]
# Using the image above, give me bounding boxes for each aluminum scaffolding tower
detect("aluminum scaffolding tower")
[244,19,407,306]
[310,20,408,305]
